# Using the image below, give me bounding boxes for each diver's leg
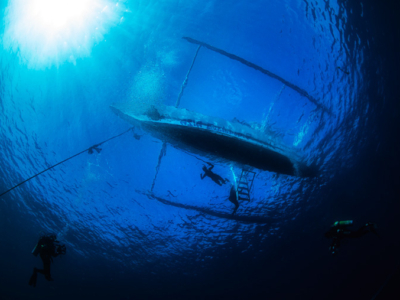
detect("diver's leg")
[210,174,223,186]
[29,268,38,287]
[352,223,379,238]
[367,223,380,237]
[232,205,238,215]
[213,178,222,186]
[329,239,340,255]
[45,274,54,281]
[43,260,53,281]
[231,201,239,215]
[216,175,226,185]
[351,225,370,238]
[217,175,226,184]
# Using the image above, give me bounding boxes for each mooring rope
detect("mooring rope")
[0,127,134,198]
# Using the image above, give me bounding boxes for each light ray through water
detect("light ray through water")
[2,0,124,68]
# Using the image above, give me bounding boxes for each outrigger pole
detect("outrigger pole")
[150,36,330,192]
[150,46,202,192]
[182,36,334,117]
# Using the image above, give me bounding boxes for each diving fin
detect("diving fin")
[367,223,381,239]
[29,268,38,287]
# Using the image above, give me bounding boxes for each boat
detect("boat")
[110,102,317,177]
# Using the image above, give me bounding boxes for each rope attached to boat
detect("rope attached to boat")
[0,127,134,198]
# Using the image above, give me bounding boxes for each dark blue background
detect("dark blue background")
[1,0,399,299]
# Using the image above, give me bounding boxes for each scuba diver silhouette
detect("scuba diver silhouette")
[324,220,379,255]
[200,162,229,186]
[88,144,102,154]
[228,184,240,215]
[29,234,66,287]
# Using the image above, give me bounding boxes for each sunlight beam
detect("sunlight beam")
[2,0,124,68]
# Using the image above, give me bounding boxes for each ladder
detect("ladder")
[237,169,256,201]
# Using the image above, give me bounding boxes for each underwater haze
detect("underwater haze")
[1,0,399,299]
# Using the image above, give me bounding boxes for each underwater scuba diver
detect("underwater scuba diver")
[29,234,66,287]
[324,220,379,255]
[200,162,229,186]
[228,184,240,215]
[88,145,102,154]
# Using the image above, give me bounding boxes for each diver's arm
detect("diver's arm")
[200,173,205,179]
[53,244,66,257]
[208,164,214,171]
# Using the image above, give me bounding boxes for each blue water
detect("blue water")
[1,0,399,299]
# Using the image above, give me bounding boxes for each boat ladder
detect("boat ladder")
[237,169,256,201]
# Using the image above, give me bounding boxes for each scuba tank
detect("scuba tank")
[31,234,55,256]
[32,244,40,256]
[333,220,353,227]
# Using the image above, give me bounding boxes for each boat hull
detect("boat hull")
[110,103,316,177]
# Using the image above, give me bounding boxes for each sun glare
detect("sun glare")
[33,0,89,29]
[2,0,124,68]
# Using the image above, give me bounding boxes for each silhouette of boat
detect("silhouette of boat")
[110,103,317,177]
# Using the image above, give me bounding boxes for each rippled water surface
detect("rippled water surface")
[1,0,399,299]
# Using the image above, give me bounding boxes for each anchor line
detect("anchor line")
[0,127,134,198]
